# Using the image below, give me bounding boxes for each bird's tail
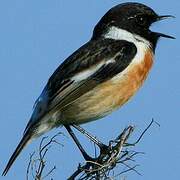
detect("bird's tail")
[2,131,32,176]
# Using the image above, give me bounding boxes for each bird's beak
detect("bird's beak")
[157,15,175,21]
[154,15,175,39]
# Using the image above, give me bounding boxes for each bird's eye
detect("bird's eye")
[136,16,147,26]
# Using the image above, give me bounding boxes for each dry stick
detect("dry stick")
[26,152,35,180]
[27,132,62,180]
[27,120,156,179]
[68,120,156,179]
[68,126,134,179]
[126,119,159,147]
[36,133,63,179]
[116,164,140,177]
[42,166,56,179]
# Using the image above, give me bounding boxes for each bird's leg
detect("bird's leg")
[72,124,109,154]
[64,125,94,161]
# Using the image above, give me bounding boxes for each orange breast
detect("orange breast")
[113,48,153,106]
[62,49,153,124]
[92,49,153,108]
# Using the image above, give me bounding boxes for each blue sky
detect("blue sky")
[0,0,179,179]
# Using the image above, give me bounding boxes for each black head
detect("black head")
[92,3,174,49]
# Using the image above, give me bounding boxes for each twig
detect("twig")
[26,152,35,180]
[68,120,156,179]
[26,132,63,180]
[126,119,159,146]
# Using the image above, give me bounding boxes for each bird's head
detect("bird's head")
[92,3,174,49]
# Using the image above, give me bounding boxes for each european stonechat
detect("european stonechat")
[3,2,174,176]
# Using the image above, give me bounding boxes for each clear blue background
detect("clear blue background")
[0,0,179,179]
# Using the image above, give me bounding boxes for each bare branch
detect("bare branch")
[26,132,63,180]
[26,152,35,180]
[68,120,155,179]
[27,120,156,179]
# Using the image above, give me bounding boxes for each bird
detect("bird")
[2,2,174,176]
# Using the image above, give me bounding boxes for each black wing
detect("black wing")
[45,39,137,113]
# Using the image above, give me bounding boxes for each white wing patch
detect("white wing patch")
[71,61,105,82]
[72,27,152,83]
